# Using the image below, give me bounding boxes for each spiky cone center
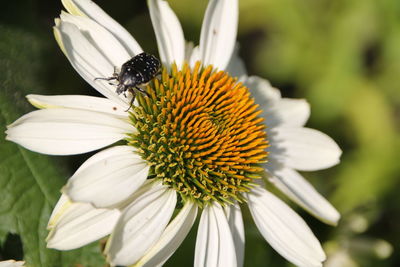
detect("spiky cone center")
[127,62,268,205]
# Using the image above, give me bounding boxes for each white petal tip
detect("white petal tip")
[324,210,341,226]
[271,127,343,171]
[248,187,327,267]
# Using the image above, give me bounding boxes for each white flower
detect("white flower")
[0,260,25,267]
[5,0,342,266]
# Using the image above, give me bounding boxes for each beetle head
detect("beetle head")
[119,70,137,88]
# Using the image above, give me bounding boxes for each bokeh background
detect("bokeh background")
[1,0,399,266]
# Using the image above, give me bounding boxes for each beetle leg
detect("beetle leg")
[125,89,136,112]
[155,69,162,78]
[94,76,117,81]
[135,86,150,98]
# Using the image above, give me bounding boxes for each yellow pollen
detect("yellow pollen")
[128,62,269,205]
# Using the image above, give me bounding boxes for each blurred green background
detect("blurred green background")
[1,0,399,266]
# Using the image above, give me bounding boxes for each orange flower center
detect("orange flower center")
[128,62,268,204]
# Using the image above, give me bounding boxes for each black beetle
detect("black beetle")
[95,52,161,110]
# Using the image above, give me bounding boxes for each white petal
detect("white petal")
[225,44,247,78]
[244,76,281,106]
[48,194,70,229]
[265,99,310,128]
[61,0,142,56]
[46,194,120,250]
[224,203,245,267]
[6,108,133,155]
[247,186,325,267]
[106,184,177,266]
[0,260,25,267]
[148,0,185,68]
[64,146,149,208]
[136,201,198,267]
[199,0,238,70]
[54,21,129,107]
[189,45,201,68]
[184,41,195,62]
[195,206,213,267]
[60,12,130,68]
[27,94,128,117]
[269,127,342,171]
[195,203,237,267]
[246,76,311,137]
[266,163,340,225]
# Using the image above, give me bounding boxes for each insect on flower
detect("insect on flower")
[95,52,161,110]
[3,0,343,266]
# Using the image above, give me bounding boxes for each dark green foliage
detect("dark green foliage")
[0,25,104,267]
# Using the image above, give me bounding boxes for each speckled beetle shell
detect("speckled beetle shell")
[116,52,161,95]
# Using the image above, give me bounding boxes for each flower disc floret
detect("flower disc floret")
[127,62,268,205]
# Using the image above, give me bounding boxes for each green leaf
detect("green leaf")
[0,25,105,267]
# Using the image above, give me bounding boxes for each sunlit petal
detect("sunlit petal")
[6,108,133,155]
[47,194,120,250]
[266,163,340,225]
[64,146,149,208]
[106,182,177,266]
[247,186,325,267]
[61,0,142,55]
[195,203,237,267]
[148,0,185,68]
[136,201,198,267]
[269,127,342,171]
[199,0,238,70]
